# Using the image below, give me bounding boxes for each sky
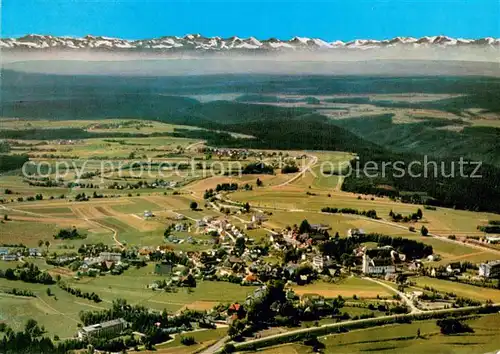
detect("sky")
[2,0,499,41]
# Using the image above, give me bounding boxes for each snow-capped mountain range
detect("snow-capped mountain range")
[1,34,499,51]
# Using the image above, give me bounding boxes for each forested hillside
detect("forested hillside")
[1,70,500,213]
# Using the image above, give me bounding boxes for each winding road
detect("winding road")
[363,277,421,314]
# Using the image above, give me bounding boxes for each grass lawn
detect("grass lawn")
[118,228,165,247]
[411,276,500,303]
[246,228,271,243]
[259,314,500,354]
[317,313,500,354]
[144,195,194,211]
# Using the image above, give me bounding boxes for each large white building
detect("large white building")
[362,254,395,275]
[479,260,500,278]
[77,318,127,340]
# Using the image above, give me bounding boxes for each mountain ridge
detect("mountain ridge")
[2,34,499,51]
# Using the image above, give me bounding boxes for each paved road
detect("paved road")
[200,335,230,354]
[363,277,422,313]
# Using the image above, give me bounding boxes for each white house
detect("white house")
[362,254,395,275]
[312,255,325,271]
[28,248,41,257]
[174,223,187,232]
[252,214,268,224]
[348,228,366,237]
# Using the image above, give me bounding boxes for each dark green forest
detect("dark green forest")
[1,71,500,213]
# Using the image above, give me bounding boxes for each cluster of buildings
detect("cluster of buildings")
[78,252,124,275]
[165,234,213,246]
[0,247,42,261]
[269,224,331,249]
[196,217,246,243]
[57,139,81,145]
[204,147,251,159]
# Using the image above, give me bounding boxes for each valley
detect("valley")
[0,73,499,353]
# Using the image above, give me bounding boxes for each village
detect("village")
[2,195,500,349]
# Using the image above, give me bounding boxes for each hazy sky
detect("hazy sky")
[2,0,499,40]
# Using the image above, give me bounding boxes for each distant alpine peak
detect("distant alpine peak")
[1,34,498,51]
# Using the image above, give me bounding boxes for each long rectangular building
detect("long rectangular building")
[77,318,127,340]
[479,260,500,278]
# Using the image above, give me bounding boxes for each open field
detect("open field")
[319,313,500,354]
[232,188,499,232]
[262,210,416,237]
[0,118,200,132]
[66,264,256,312]
[0,194,211,248]
[0,217,112,247]
[0,277,110,338]
[17,136,199,159]
[291,277,393,299]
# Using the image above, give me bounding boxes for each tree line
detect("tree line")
[0,263,54,285]
[321,207,378,219]
[58,281,102,303]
